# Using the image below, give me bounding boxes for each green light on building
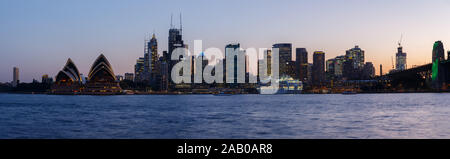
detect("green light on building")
[432,59,438,81]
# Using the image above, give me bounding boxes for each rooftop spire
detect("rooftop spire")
[152,29,155,39]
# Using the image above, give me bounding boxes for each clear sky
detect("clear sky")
[1,0,450,82]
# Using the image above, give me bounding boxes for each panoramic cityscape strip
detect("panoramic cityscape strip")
[1,15,449,95]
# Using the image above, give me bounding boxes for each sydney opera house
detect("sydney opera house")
[51,54,122,95]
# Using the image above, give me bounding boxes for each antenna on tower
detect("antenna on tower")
[179,13,182,34]
[170,13,173,29]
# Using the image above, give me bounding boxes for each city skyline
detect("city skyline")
[2,0,450,82]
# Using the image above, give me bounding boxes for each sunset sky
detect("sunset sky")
[1,0,450,82]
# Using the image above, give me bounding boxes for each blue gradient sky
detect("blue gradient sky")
[1,0,450,82]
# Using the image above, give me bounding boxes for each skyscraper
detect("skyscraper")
[432,41,445,83]
[12,67,19,87]
[148,34,158,79]
[295,48,308,81]
[258,49,272,84]
[432,41,445,62]
[168,24,184,63]
[273,43,293,77]
[325,55,345,80]
[362,62,375,79]
[380,64,383,76]
[334,56,345,77]
[225,43,247,86]
[137,33,158,84]
[345,45,365,69]
[168,15,185,89]
[326,58,335,80]
[307,63,313,84]
[343,58,358,80]
[134,57,145,82]
[312,51,325,85]
[143,40,150,81]
[159,58,169,91]
[395,45,407,71]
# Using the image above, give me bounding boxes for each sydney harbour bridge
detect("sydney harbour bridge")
[377,42,450,91]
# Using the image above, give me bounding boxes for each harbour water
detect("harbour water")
[0,93,449,139]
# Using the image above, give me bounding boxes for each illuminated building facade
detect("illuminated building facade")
[396,46,407,71]
[345,45,365,69]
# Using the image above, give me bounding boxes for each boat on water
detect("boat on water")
[214,90,235,96]
[342,91,357,95]
[214,92,233,96]
[257,76,303,94]
[214,91,234,96]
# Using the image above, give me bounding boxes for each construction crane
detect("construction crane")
[391,56,394,69]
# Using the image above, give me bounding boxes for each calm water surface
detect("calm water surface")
[0,93,449,139]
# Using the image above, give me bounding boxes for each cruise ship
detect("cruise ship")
[258,76,303,94]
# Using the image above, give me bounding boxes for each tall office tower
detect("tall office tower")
[380,64,383,76]
[134,57,145,82]
[273,43,293,77]
[159,60,169,91]
[147,33,158,78]
[168,15,185,88]
[124,73,134,81]
[432,41,445,62]
[258,49,272,83]
[395,45,407,71]
[345,45,365,69]
[334,56,346,77]
[343,58,357,80]
[325,56,345,79]
[295,48,308,81]
[307,63,313,84]
[262,49,272,76]
[158,51,169,91]
[432,41,445,84]
[362,62,375,79]
[225,43,245,85]
[143,40,150,81]
[12,67,19,87]
[168,19,184,64]
[190,56,194,84]
[312,51,325,85]
[326,58,336,80]
[139,34,158,84]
